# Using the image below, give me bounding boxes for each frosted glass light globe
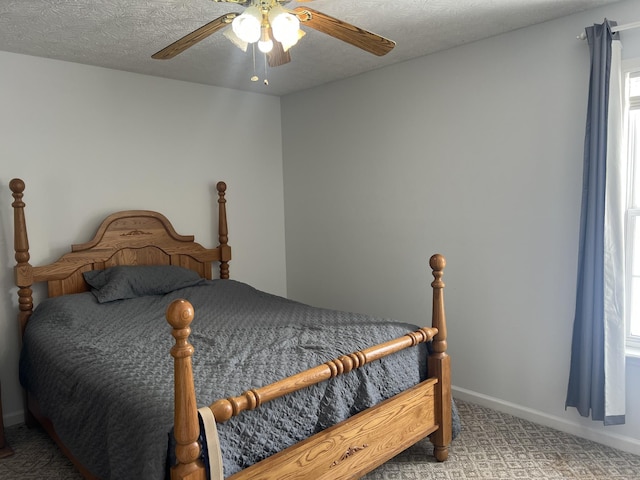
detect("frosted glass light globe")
[269,6,300,45]
[232,6,261,44]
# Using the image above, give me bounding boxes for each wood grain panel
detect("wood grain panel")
[227,380,437,480]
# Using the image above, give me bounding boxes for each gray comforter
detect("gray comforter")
[20,279,448,479]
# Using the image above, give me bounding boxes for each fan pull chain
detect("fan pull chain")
[263,53,269,86]
[248,44,269,86]
[251,44,258,82]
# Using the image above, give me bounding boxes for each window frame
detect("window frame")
[623,60,640,358]
[626,210,640,355]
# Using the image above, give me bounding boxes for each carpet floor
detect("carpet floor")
[1,399,639,479]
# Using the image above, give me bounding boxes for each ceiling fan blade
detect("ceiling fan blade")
[266,26,292,67]
[152,13,240,59]
[293,7,395,56]
[267,41,292,67]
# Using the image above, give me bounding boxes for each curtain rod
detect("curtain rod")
[577,20,640,40]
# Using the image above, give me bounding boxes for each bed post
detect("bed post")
[167,299,207,480]
[10,179,34,338]
[216,181,231,279]
[428,254,451,462]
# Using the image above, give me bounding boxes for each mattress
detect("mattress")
[20,275,452,479]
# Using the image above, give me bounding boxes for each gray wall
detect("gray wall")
[0,52,287,423]
[282,0,640,453]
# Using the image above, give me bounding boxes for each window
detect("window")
[624,66,640,355]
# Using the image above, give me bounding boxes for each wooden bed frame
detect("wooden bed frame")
[10,177,451,480]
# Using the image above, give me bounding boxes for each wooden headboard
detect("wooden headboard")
[10,178,231,335]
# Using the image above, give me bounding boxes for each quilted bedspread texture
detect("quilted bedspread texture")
[20,279,448,479]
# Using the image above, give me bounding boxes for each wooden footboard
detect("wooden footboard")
[167,255,450,480]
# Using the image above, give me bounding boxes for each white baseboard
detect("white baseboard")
[6,388,640,457]
[2,408,25,427]
[453,386,640,456]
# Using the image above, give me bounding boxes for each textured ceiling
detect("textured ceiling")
[0,0,623,96]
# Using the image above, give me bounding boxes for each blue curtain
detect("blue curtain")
[566,20,624,426]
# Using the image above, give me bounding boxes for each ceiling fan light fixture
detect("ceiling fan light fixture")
[281,29,305,52]
[231,5,261,43]
[269,5,300,46]
[258,25,273,53]
[151,0,396,84]
[258,40,273,53]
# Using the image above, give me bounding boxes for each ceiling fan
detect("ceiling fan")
[151,0,396,69]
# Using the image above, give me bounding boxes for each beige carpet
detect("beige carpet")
[1,399,639,479]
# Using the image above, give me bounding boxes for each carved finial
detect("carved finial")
[10,178,25,195]
[429,254,446,274]
[167,299,195,331]
[216,181,227,194]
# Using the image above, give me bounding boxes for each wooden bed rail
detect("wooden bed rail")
[208,326,438,423]
[166,254,449,479]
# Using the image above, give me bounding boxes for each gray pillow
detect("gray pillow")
[83,265,205,303]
